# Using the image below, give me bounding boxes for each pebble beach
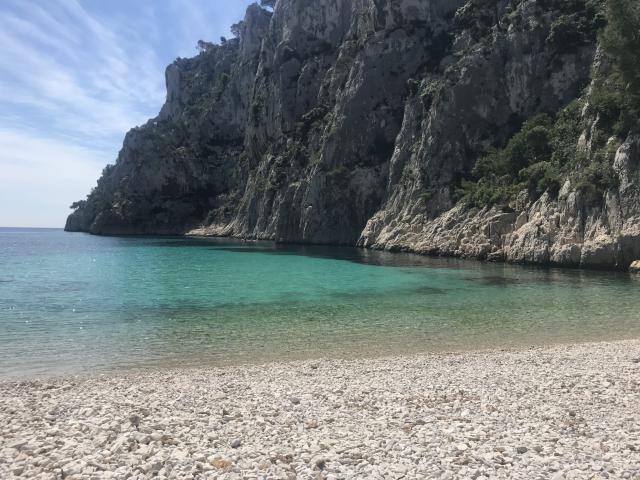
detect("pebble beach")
[1,340,639,479]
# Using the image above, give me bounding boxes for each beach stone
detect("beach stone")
[455,443,468,452]
[629,260,640,274]
[8,439,28,450]
[133,432,150,444]
[1,341,639,479]
[310,455,327,470]
[129,414,141,429]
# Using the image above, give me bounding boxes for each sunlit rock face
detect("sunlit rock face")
[67,0,640,269]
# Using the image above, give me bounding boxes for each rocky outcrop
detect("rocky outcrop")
[67,0,640,270]
[361,134,640,269]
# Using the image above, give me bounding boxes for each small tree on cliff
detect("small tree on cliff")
[196,40,215,53]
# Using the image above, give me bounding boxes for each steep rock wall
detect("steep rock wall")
[67,0,640,269]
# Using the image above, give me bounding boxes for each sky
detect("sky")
[0,0,255,228]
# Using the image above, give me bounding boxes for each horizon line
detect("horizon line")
[0,226,64,230]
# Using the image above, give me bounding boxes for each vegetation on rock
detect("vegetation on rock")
[457,0,638,209]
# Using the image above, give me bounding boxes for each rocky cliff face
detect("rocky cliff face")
[362,133,640,268]
[67,0,640,270]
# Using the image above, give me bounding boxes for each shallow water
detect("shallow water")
[0,228,639,378]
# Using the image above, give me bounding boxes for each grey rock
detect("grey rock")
[65,0,640,271]
[129,414,141,428]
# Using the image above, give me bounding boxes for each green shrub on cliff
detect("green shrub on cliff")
[456,180,522,209]
[582,0,640,144]
[550,99,586,168]
[471,115,553,180]
[575,149,619,203]
[459,114,557,207]
[520,161,562,197]
[459,97,616,209]
[543,0,605,52]
[601,0,640,109]
[458,0,640,210]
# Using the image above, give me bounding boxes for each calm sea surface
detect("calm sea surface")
[1,228,639,378]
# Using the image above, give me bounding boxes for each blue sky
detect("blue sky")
[0,0,255,228]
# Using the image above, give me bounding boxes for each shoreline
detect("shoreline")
[63,229,640,273]
[2,339,639,479]
[4,333,640,383]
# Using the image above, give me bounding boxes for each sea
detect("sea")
[1,227,639,378]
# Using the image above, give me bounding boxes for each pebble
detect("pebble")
[0,340,639,479]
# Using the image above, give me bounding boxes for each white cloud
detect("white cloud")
[0,129,108,228]
[0,0,256,227]
[0,0,166,146]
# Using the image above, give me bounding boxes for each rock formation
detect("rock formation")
[66,0,640,270]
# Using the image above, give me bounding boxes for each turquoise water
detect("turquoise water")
[0,228,639,378]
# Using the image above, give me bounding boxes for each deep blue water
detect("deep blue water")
[1,228,639,378]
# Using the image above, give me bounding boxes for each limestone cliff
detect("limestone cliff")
[67,0,640,270]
